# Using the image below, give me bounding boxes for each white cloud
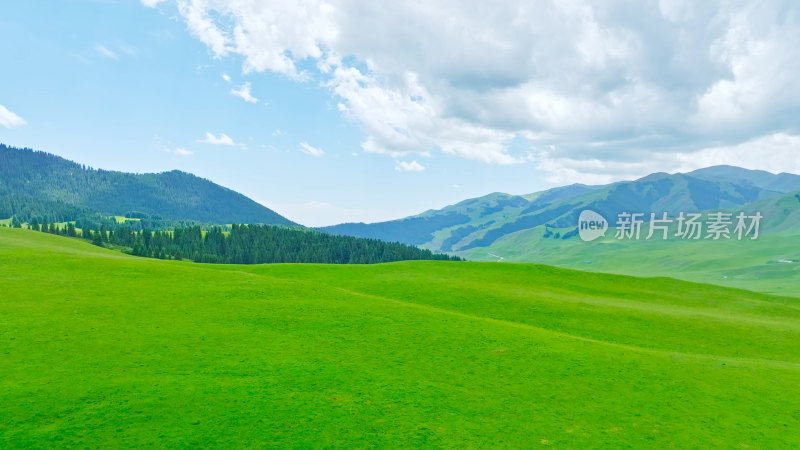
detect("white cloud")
[692,4,800,135]
[230,82,258,103]
[141,0,166,7]
[94,45,118,60]
[331,67,517,164]
[177,0,230,57]
[160,146,193,157]
[162,0,800,181]
[533,132,800,185]
[299,142,324,157]
[221,73,231,83]
[119,44,139,57]
[673,133,800,175]
[173,0,335,79]
[395,160,425,172]
[197,131,244,148]
[0,105,26,128]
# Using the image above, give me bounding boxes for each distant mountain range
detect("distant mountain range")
[3,143,798,257]
[322,165,800,254]
[0,144,295,226]
[4,142,794,293]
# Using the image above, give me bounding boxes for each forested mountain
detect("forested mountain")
[0,144,294,225]
[323,166,800,253]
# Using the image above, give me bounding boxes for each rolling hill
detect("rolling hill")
[0,144,295,225]
[2,228,800,447]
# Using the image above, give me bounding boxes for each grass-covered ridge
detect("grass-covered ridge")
[2,228,800,447]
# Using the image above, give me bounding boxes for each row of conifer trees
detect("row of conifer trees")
[15,220,461,264]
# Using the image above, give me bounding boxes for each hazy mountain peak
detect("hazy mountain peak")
[635,172,671,182]
[687,164,800,194]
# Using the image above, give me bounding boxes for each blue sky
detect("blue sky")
[2,0,799,225]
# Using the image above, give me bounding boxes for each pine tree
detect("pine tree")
[92,230,103,247]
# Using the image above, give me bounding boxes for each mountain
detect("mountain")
[730,188,800,234]
[323,166,800,254]
[452,188,800,296]
[688,165,800,194]
[0,144,295,225]
[321,185,600,247]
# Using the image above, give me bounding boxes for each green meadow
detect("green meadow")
[113,216,141,224]
[2,227,800,447]
[461,226,800,297]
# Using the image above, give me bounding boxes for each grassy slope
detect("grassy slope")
[2,228,800,447]
[459,225,800,297]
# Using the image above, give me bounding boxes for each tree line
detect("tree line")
[16,220,462,264]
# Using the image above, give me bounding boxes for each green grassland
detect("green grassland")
[113,216,141,224]
[2,227,800,447]
[460,226,800,297]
